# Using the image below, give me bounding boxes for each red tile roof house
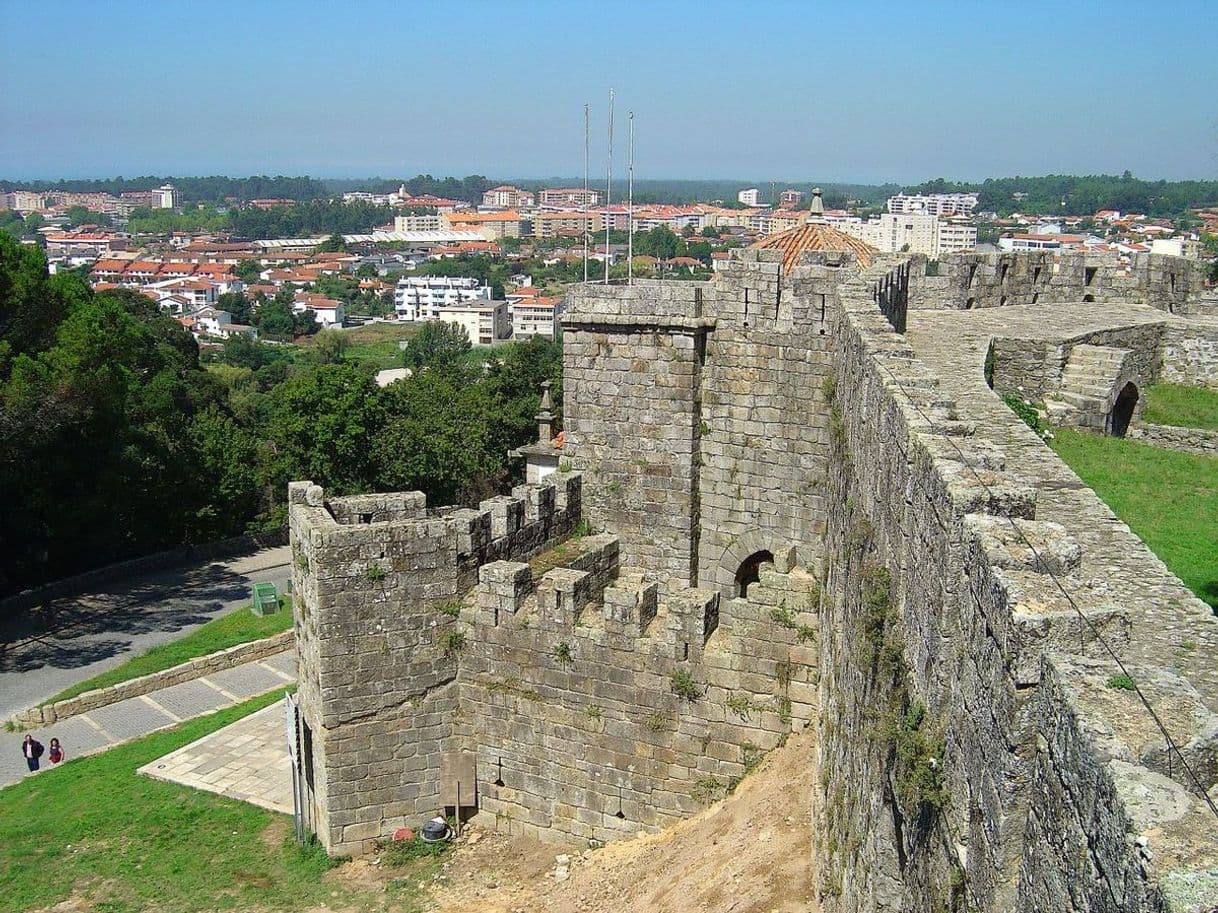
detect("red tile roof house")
[293,293,346,328]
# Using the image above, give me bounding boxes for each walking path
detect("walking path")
[0,648,296,790]
[139,698,294,814]
[0,545,291,719]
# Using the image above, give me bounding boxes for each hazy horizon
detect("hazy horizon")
[3,0,1216,183]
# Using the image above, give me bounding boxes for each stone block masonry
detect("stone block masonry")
[288,474,580,853]
[817,260,1217,913]
[294,244,1216,909]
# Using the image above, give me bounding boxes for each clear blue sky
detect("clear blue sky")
[2,0,1215,184]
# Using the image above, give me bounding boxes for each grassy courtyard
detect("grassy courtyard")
[0,692,436,913]
[42,601,294,706]
[1141,382,1218,431]
[1050,428,1218,610]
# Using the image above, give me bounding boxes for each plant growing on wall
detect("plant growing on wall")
[670,668,699,700]
[439,629,466,659]
[552,641,573,666]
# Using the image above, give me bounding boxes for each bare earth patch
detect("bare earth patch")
[422,725,820,913]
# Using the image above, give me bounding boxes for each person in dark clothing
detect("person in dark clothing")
[22,735,44,772]
[48,738,64,765]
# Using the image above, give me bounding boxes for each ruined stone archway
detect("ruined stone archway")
[734,550,774,598]
[709,531,799,596]
[1109,382,1138,437]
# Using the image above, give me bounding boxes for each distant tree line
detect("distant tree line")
[227,200,394,239]
[0,175,330,204]
[0,236,561,599]
[907,173,1218,219]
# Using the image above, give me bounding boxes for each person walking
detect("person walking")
[48,738,64,765]
[22,734,44,772]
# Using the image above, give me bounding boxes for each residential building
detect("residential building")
[539,188,601,207]
[482,185,536,208]
[737,188,762,206]
[887,192,979,217]
[393,214,444,232]
[443,210,526,239]
[120,184,179,209]
[511,296,564,340]
[6,190,46,212]
[436,299,511,346]
[835,212,977,257]
[393,276,491,320]
[293,293,345,327]
[534,210,603,239]
[998,233,1084,252]
[779,189,804,207]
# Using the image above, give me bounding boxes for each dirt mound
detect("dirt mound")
[429,725,820,913]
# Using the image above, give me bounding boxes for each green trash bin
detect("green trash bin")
[252,582,279,616]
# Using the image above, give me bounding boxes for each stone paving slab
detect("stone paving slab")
[148,677,231,721]
[138,699,294,814]
[207,662,287,699]
[82,696,176,741]
[0,649,296,790]
[260,651,297,678]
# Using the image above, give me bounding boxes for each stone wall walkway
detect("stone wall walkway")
[903,302,1218,714]
[0,648,295,790]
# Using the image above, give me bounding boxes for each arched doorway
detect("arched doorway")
[735,550,774,598]
[1110,382,1138,437]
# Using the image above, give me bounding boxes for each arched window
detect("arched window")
[1110,382,1138,437]
[735,550,775,598]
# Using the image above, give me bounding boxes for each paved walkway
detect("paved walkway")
[0,546,292,719]
[139,698,294,813]
[0,649,296,789]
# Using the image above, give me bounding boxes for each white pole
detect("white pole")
[628,110,634,286]
[583,103,589,285]
[605,88,614,284]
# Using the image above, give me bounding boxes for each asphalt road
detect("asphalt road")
[0,546,292,719]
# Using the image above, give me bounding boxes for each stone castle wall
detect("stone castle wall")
[292,246,1216,908]
[288,475,581,853]
[925,250,1206,314]
[563,250,882,595]
[816,265,1218,913]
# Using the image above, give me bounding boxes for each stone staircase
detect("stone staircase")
[1045,344,1130,431]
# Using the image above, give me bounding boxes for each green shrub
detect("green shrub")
[670,668,699,700]
[439,629,466,659]
[1106,673,1136,691]
[1001,392,1042,434]
[552,641,573,665]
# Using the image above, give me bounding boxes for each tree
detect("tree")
[315,233,348,253]
[401,320,471,370]
[312,328,349,364]
[254,297,297,340]
[216,291,253,324]
[267,363,384,497]
[373,371,495,505]
[63,205,112,228]
[235,259,262,283]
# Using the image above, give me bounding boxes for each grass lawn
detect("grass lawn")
[42,601,293,706]
[1050,428,1218,610]
[0,692,435,913]
[296,321,419,370]
[1141,382,1218,431]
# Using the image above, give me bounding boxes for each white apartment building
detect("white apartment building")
[539,188,601,207]
[836,213,976,257]
[393,276,491,320]
[437,300,510,346]
[511,297,564,341]
[887,192,980,217]
[481,185,535,208]
[737,188,761,206]
[393,214,444,232]
[779,188,804,206]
